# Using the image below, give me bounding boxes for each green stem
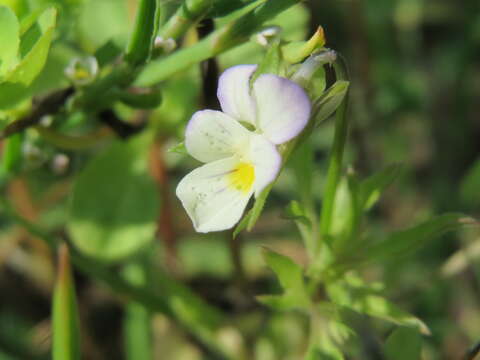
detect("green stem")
[125,0,160,66]
[159,0,214,40]
[319,61,349,241]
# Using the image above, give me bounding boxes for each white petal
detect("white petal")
[176,157,253,233]
[217,65,257,125]
[253,74,311,144]
[248,134,282,197]
[185,110,251,163]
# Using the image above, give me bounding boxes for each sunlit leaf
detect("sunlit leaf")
[68,134,160,262]
[0,5,20,77]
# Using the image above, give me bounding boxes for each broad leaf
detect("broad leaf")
[0,6,20,77]
[68,135,159,262]
[384,327,422,360]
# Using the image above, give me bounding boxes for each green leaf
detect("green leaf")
[460,158,480,207]
[328,282,429,335]
[6,7,56,85]
[0,5,20,77]
[123,260,152,360]
[366,214,475,262]
[167,141,187,155]
[257,248,310,311]
[283,201,311,227]
[52,244,81,360]
[68,134,160,263]
[252,39,282,79]
[384,327,422,360]
[0,7,57,109]
[1,133,23,173]
[312,80,349,125]
[358,164,403,211]
[233,182,274,238]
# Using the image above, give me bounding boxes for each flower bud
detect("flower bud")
[64,56,99,86]
[291,49,337,87]
[154,36,177,54]
[253,26,282,47]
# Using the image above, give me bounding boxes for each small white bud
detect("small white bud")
[51,153,70,175]
[254,26,282,47]
[64,56,99,86]
[154,36,177,53]
[291,49,337,85]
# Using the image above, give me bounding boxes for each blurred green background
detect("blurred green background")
[1,0,480,359]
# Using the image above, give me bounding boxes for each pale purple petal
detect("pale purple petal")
[217,65,257,125]
[253,74,311,144]
[185,110,251,163]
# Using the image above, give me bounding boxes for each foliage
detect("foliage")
[0,0,479,359]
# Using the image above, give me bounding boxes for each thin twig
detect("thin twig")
[0,87,74,139]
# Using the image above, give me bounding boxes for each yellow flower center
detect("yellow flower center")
[228,162,255,193]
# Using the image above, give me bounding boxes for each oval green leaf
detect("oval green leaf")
[68,135,159,262]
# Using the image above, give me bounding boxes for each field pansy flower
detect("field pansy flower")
[176,65,311,233]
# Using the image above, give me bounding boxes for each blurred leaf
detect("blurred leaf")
[0,0,29,19]
[306,343,344,360]
[358,164,403,211]
[365,214,474,262]
[219,3,309,69]
[313,80,349,126]
[0,5,20,77]
[167,141,187,155]
[283,201,311,227]
[460,158,480,207]
[257,248,310,311]
[1,133,23,173]
[329,282,429,334]
[6,7,56,85]
[123,261,152,360]
[0,7,57,108]
[78,0,130,51]
[384,327,422,360]
[52,244,81,360]
[68,134,159,262]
